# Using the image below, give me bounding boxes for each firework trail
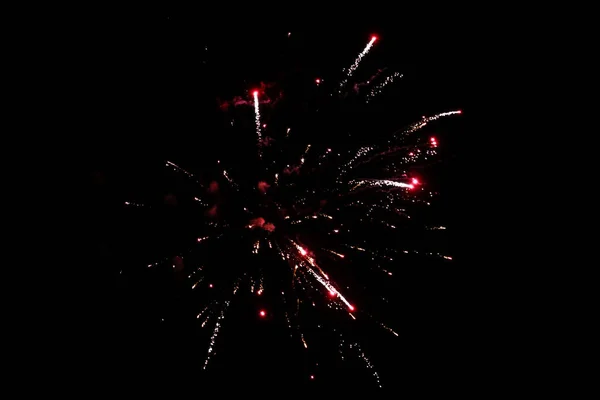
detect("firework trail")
[365,72,403,102]
[350,179,414,191]
[165,160,197,180]
[339,35,377,93]
[253,90,262,156]
[339,110,462,178]
[203,300,231,369]
[291,240,354,312]
[394,110,462,139]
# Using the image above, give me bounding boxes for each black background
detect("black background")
[75,10,479,395]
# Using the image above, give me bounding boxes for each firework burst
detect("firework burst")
[122,33,461,389]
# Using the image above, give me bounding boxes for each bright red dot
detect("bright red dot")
[315,78,320,83]
[348,305,355,311]
[252,90,258,96]
[328,290,336,297]
[412,178,419,185]
[310,375,314,380]
[209,284,213,288]
[259,310,266,317]
[371,35,378,41]
[457,110,462,114]
[430,137,436,142]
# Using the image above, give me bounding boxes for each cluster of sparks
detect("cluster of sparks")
[124,33,460,389]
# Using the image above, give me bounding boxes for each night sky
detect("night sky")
[80,12,475,394]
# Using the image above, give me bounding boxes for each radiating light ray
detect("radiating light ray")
[380,322,399,337]
[339,36,378,93]
[165,160,197,180]
[290,240,354,312]
[348,339,382,388]
[203,300,231,370]
[346,199,408,218]
[289,213,333,225]
[323,248,345,258]
[316,147,334,166]
[232,277,242,294]
[196,305,210,320]
[147,256,170,268]
[123,201,148,208]
[338,146,374,180]
[194,196,208,206]
[338,333,346,361]
[281,292,294,337]
[365,72,403,103]
[223,169,239,190]
[192,277,205,289]
[197,304,215,328]
[350,179,414,191]
[257,269,264,295]
[303,144,311,157]
[253,91,262,156]
[201,315,212,328]
[252,240,260,254]
[393,110,462,140]
[301,334,308,349]
[339,111,462,177]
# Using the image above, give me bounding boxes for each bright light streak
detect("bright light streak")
[253,90,262,154]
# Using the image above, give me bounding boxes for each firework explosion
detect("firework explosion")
[121,33,461,388]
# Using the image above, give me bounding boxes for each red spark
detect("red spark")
[259,310,266,317]
[315,78,320,84]
[252,90,258,96]
[209,283,213,288]
[411,178,419,185]
[348,305,355,311]
[371,35,378,41]
[430,137,436,142]
[328,291,336,297]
